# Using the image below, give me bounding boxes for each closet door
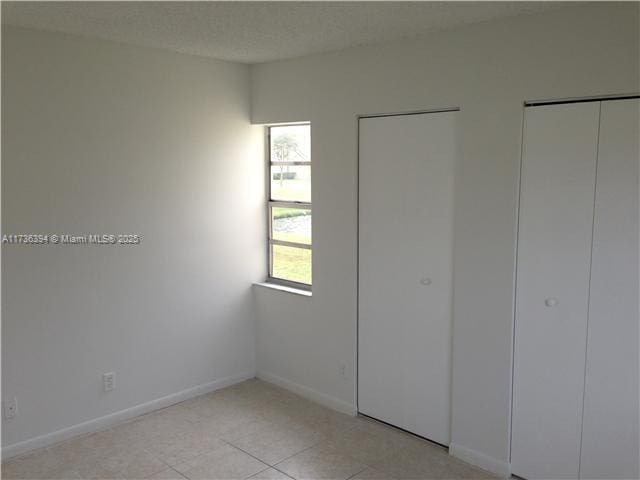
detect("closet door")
[512,103,600,479]
[580,99,639,479]
[358,111,456,445]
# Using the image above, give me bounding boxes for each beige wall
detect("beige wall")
[250,3,639,474]
[1,26,265,451]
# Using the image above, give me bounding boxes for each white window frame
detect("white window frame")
[266,123,312,290]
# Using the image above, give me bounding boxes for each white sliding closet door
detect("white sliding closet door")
[512,103,600,479]
[358,110,457,445]
[580,99,639,479]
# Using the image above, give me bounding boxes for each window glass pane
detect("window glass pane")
[270,165,310,202]
[272,245,312,285]
[270,125,310,163]
[271,207,311,244]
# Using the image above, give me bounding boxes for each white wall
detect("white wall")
[1,26,264,450]
[250,3,639,474]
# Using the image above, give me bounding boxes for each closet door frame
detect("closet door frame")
[356,106,459,445]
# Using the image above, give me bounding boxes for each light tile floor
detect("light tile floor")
[2,379,496,480]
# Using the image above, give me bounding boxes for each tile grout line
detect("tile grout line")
[344,465,369,480]
[249,465,276,478]
[221,436,320,479]
[165,463,189,480]
[218,439,276,476]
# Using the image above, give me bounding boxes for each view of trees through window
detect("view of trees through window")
[268,124,312,286]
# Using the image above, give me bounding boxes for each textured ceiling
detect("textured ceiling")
[2,2,569,64]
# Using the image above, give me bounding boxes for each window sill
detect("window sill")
[254,282,312,297]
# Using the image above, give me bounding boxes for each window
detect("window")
[267,124,311,289]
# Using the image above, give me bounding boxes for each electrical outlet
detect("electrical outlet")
[103,372,115,392]
[4,397,17,419]
[339,362,348,380]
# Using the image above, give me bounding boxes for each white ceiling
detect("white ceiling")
[2,2,570,64]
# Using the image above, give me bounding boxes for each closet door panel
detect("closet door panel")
[580,99,639,479]
[358,111,456,445]
[512,103,600,479]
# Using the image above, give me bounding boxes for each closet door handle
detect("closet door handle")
[545,297,558,307]
[420,277,432,286]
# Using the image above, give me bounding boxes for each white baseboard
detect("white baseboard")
[1,371,255,461]
[449,442,511,478]
[257,370,356,416]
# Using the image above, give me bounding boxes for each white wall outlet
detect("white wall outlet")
[4,397,18,419]
[103,372,115,392]
[339,362,348,380]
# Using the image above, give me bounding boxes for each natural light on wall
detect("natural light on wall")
[267,124,312,288]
